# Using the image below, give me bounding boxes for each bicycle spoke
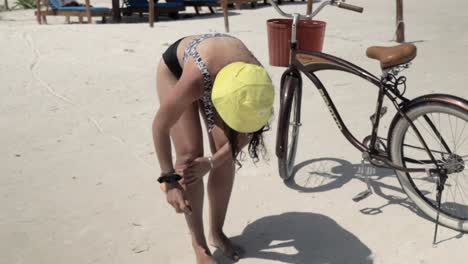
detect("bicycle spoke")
[433,113,445,159]
[455,121,467,150]
[407,125,445,159]
[402,135,445,166]
[450,177,468,218]
[454,115,459,153]
[417,117,443,148]
[457,129,468,147]
[448,113,457,152]
[416,115,451,155]
[454,175,468,203]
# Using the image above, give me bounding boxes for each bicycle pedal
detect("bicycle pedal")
[360,207,382,215]
[369,106,388,125]
[352,190,373,202]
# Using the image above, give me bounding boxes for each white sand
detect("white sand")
[1,0,468,263]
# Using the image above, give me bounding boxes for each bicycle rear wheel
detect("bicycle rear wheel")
[389,98,468,231]
[277,75,302,180]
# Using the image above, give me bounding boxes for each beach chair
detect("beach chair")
[182,0,218,15]
[121,0,185,20]
[183,0,260,14]
[35,0,111,24]
[277,0,305,5]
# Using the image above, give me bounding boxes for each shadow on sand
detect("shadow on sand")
[283,157,466,242]
[214,212,373,264]
[284,157,432,220]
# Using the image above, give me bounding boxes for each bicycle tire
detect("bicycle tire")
[277,75,302,180]
[388,97,468,231]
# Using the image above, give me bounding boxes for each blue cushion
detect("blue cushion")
[56,6,111,11]
[126,0,184,8]
[126,0,152,7]
[156,2,183,7]
[48,0,111,11]
[48,0,62,9]
[185,0,217,2]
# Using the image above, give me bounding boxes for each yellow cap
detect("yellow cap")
[212,62,274,133]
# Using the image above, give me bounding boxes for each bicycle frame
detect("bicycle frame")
[280,48,448,174]
[271,0,468,239]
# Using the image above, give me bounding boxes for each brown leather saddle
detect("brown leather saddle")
[366,43,417,70]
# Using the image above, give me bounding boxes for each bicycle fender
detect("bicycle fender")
[276,74,302,158]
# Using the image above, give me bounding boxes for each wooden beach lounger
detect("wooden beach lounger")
[183,0,218,15]
[148,0,259,32]
[122,0,185,20]
[183,0,261,15]
[35,0,111,24]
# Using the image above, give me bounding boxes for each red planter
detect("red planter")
[267,19,326,67]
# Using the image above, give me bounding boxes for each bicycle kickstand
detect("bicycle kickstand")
[432,169,448,246]
[353,154,374,202]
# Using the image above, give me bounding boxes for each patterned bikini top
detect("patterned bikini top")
[182,33,235,133]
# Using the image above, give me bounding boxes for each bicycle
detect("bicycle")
[270,0,468,242]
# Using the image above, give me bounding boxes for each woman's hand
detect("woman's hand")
[178,157,212,186]
[165,183,192,214]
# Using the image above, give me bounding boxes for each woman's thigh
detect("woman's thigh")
[208,118,229,154]
[156,60,204,165]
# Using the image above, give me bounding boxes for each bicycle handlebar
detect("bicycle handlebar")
[337,2,363,13]
[267,0,363,19]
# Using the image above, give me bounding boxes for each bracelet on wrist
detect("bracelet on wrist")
[157,173,182,183]
[207,156,214,169]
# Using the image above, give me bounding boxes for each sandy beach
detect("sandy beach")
[1,0,468,263]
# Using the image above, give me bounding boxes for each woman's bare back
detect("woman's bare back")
[175,35,260,79]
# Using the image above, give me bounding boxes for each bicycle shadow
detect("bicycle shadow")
[284,157,466,241]
[285,157,424,216]
[214,212,373,264]
[284,157,356,193]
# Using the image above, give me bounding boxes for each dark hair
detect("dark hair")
[224,123,270,168]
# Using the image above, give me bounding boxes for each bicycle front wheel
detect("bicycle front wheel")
[389,98,468,231]
[277,75,302,180]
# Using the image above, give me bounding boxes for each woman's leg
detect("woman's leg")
[156,60,215,264]
[205,119,245,260]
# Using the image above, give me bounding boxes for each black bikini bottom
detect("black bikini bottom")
[162,37,184,79]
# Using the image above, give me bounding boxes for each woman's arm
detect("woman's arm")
[180,133,251,185]
[152,62,204,175]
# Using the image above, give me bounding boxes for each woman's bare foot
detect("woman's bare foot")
[209,232,245,261]
[193,244,217,264]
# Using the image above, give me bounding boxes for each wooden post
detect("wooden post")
[396,0,405,43]
[149,0,154,27]
[112,0,121,21]
[36,0,41,24]
[4,0,9,10]
[306,0,312,16]
[85,0,92,23]
[222,0,229,32]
